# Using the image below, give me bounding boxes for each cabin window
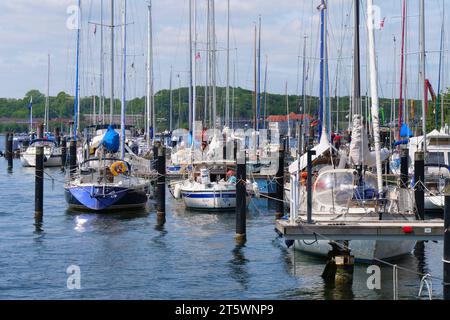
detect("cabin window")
[427,152,445,165]
[429,137,450,146]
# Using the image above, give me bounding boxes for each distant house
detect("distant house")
[265,112,314,135]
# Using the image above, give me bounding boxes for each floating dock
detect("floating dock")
[275,219,444,241]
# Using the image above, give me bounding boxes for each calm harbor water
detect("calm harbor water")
[0,136,445,300]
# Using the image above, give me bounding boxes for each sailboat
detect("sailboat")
[64,0,150,212]
[289,0,416,262]
[21,54,63,168]
[389,0,450,212]
[170,0,256,211]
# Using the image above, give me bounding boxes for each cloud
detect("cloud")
[0,0,447,103]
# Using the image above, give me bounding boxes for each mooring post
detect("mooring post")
[156,145,166,225]
[414,151,425,220]
[35,145,44,220]
[274,138,285,219]
[400,146,409,189]
[444,179,450,300]
[6,132,13,170]
[55,128,61,146]
[61,137,67,170]
[235,151,247,244]
[37,123,44,139]
[69,139,77,179]
[307,148,316,224]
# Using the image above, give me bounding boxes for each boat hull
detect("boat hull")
[65,186,148,211]
[181,190,237,211]
[294,239,416,263]
[425,195,444,211]
[21,154,62,167]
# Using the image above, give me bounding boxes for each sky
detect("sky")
[0,0,448,101]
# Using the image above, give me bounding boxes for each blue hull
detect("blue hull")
[65,186,148,211]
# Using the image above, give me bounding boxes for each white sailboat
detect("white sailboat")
[289,0,416,262]
[21,54,62,168]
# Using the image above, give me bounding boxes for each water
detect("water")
[0,135,445,300]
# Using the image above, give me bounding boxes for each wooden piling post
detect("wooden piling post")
[307,148,316,224]
[55,128,61,146]
[400,146,409,189]
[156,146,166,225]
[235,151,247,244]
[35,145,44,219]
[69,139,77,179]
[6,133,13,170]
[61,137,67,170]
[37,123,44,139]
[275,139,285,219]
[414,151,425,220]
[444,179,450,300]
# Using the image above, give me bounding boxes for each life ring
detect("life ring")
[110,161,128,176]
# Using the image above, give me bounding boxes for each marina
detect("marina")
[1,0,450,303]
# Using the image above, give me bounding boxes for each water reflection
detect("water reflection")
[228,244,250,291]
[66,208,150,233]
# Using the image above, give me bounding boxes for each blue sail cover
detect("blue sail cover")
[101,125,120,153]
[400,123,413,138]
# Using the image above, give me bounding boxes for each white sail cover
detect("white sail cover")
[349,114,370,166]
[349,114,389,167]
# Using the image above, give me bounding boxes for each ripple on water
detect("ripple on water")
[0,152,445,300]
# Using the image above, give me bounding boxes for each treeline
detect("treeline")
[1,87,448,133]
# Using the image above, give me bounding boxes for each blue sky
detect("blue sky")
[0,0,447,101]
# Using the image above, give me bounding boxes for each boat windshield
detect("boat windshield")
[314,171,355,207]
[313,170,379,207]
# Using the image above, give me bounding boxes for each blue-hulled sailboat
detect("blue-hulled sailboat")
[64,0,150,212]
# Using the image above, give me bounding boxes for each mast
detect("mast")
[253,23,257,132]
[317,0,326,141]
[74,0,81,140]
[169,66,173,132]
[367,0,383,193]
[120,0,127,160]
[204,0,210,129]
[437,0,444,130]
[398,0,406,139]
[353,0,361,117]
[232,60,236,130]
[191,0,197,149]
[109,0,114,125]
[100,0,105,124]
[225,0,230,128]
[442,2,446,130]
[188,0,193,135]
[211,0,217,129]
[286,82,290,146]
[146,1,156,148]
[263,55,268,130]
[419,0,426,153]
[257,15,262,133]
[45,54,50,134]
[302,35,307,151]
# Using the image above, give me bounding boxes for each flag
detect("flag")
[93,24,97,35]
[28,97,33,110]
[380,17,386,29]
[195,52,201,60]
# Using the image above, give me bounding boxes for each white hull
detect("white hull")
[294,239,416,262]
[21,154,61,167]
[181,190,237,210]
[425,195,444,211]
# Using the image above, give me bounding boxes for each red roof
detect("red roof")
[266,112,314,122]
